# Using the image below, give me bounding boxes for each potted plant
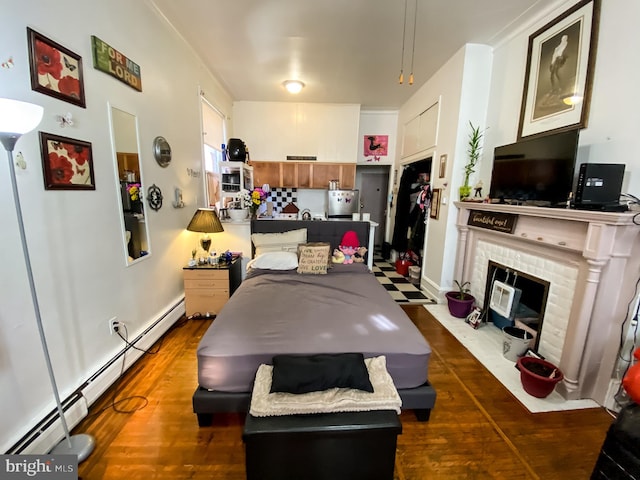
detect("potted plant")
[445,280,476,318]
[459,122,484,201]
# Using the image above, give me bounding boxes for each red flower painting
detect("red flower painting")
[57,76,81,100]
[48,152,74,184]
[28,28,86,108]
[35,39,63,79]
[40,133,95,190]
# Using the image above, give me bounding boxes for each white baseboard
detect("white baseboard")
[82,300,185,406]
[7,299,185,455]
[20,397,88,455]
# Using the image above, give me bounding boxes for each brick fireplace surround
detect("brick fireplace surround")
[454,203,639,405]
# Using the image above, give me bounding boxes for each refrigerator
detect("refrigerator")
[327,189,360,218]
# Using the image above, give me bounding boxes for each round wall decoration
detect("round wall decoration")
[153,136,172,167]
[147,184,163,211]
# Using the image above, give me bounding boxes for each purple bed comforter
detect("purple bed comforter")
[197,263,431,392]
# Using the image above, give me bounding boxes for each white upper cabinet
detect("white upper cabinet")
[232,101,360,162]
[401,101,439,158]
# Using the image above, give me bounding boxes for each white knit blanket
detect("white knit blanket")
[249,355,402,417]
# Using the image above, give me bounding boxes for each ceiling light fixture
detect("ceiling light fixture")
[283,80,305,94]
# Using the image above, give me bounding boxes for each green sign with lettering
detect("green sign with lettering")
[91,36,142,92]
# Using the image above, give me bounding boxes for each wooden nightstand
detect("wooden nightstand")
[183,258,241,318]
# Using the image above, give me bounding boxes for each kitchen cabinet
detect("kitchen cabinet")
[117,152,140,181]
[250,161,355,189]
[340,164,356,189]
[233,101,360,162]
[253,161,281,187]
[281,162,297,186]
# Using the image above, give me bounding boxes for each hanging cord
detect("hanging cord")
[612,275,640,408]
[409,0,418,85]
[398,0,408,84]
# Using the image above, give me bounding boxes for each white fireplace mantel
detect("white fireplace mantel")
[453,202,640,405]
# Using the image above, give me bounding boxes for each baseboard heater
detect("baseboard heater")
[5,298,185,455]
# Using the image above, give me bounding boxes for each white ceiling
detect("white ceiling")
[150,0,558,110]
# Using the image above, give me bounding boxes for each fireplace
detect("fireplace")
[453,203,640,406]
[483,261,549,350]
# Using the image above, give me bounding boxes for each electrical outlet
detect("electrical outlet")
[108,317,119,335]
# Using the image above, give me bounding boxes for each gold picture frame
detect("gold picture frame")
[430,188,441,220]
[439,154,447,178]
[518,0,600,139]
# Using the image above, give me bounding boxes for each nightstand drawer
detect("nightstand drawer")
[184,278,229,289]
[183,269,228,281]
[185,293,228,317]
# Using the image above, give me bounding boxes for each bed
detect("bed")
[192,220,436,425]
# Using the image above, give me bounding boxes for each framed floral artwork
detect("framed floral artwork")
[39,132,95,190]
[27,28,86,108]
[517,0,599,139]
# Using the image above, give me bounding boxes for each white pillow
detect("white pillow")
[251,228,307,257]
[247,251,299,271]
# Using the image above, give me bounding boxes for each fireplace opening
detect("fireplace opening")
[482,261,550,351]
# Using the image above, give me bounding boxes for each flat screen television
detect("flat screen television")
[489,129,579,206]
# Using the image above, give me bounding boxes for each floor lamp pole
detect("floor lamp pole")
[3,139,95,461]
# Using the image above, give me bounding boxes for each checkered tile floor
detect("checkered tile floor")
[372,253,437,304]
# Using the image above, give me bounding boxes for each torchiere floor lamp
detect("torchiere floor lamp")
[0,98,95,461]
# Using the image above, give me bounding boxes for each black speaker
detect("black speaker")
[227,138,247,162]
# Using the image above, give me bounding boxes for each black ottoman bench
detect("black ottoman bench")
[242,410,402,480]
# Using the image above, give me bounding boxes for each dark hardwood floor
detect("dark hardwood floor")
[76,305,613,479]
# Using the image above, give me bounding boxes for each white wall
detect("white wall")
[357,111,397,165]
[398,0,640,300]
[485,0,640,195]
[394,44,492,298]
[0,0,233,452]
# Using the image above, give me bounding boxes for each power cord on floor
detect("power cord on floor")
[84,315,188,418]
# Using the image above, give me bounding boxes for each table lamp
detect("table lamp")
[187,208,224,253]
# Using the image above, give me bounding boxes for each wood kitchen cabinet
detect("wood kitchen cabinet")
[251,161,354,189]
[253,161,281,187]
[340,164,356,189]
[281,162,297,186]
[183,259,241,318]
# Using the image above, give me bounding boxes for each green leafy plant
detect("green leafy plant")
[460,121,484,200]
[453,280,471,300]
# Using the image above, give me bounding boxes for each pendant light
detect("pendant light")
[399,0,418,85]
[398,0,408,84]
[409,0,418,85]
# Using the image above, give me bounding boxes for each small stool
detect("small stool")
[242,410,402,480]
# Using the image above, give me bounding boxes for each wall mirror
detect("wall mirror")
[109,105,151,264]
